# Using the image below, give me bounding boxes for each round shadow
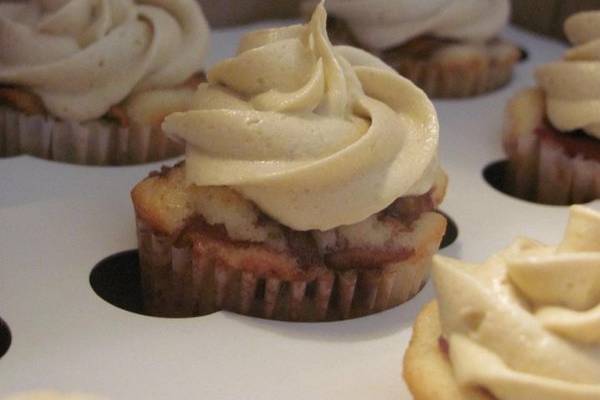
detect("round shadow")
[483,159,508,197]
[483,159,560,205]
[438,211,458,249]
[519,46,529,62]
[0,317,11,359]
[90,250,144,315]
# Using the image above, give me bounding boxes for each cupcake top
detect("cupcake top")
[163,3,440,231]
[0,0,209,122]
[432,205,600,400]
[303,0,510,50]
[536,11,600,140]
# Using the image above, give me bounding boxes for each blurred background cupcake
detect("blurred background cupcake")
[503,11,600,205]
[0,0,209,165]
[301,0,521,98]
[198,0,600,43]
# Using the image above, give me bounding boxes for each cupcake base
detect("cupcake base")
[386,41,519,98]
[136,217,442,321]
[0,107,183,165]
[404,302,494,400]
[503,88,600,205]
[324,17,521,98]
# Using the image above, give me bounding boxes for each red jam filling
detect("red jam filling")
[438,335,449,357]
[535,120,600,161]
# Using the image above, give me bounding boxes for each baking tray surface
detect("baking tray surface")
[1,20,598,399]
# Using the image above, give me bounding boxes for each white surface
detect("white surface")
[1,21,599,400]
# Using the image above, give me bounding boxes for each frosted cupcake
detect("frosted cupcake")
[404,205,600,400]
[504,11,600,205]
[301,0,521,98]
[0,0,209,165]
[131,4,447,320]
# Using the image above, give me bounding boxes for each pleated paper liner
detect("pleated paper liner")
[389,44,519,98]
[504,131,600,205]
[136,217,437,321]
[0,107,183,165]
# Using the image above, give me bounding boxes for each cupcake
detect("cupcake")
[504,11,600,205]
[404,205,600,400]
[0,0,209,165]
[301,0,521,98]
[131,4,448,321]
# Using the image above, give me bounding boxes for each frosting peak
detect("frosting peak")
[0,0,209,121]
[163,4,439,231]
[536,11,600,140]
[304,0,510,50]
[433,206,600,400]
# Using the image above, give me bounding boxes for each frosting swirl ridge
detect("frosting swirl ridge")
[433,206,600,400]
[0,0,209,121]
[163,4,439,231]
[536,11,600,139]
[303,0,510,50]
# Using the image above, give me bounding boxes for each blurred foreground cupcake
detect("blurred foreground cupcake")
[404,205,600,400]
[302,0,521,98]
[0,0,209,165]
[131,4,448,321]
[504,11,600,205]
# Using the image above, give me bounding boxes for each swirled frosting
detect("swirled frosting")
[302,0,510,50]
[0,0,209,122]
[163,4,440,231]
[537,11,600,140]
[433,205,600,400]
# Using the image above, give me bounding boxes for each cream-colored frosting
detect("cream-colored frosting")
[536,11,600,140]
[163,4,439,231]
[433,206,600,400]
[0,0,209,122]
[302,0,510,50]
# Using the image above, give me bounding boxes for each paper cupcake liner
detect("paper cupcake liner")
[135,217,434,321]
[392,52,517,98]
[505,132,600,205]
[0,107,183,165]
